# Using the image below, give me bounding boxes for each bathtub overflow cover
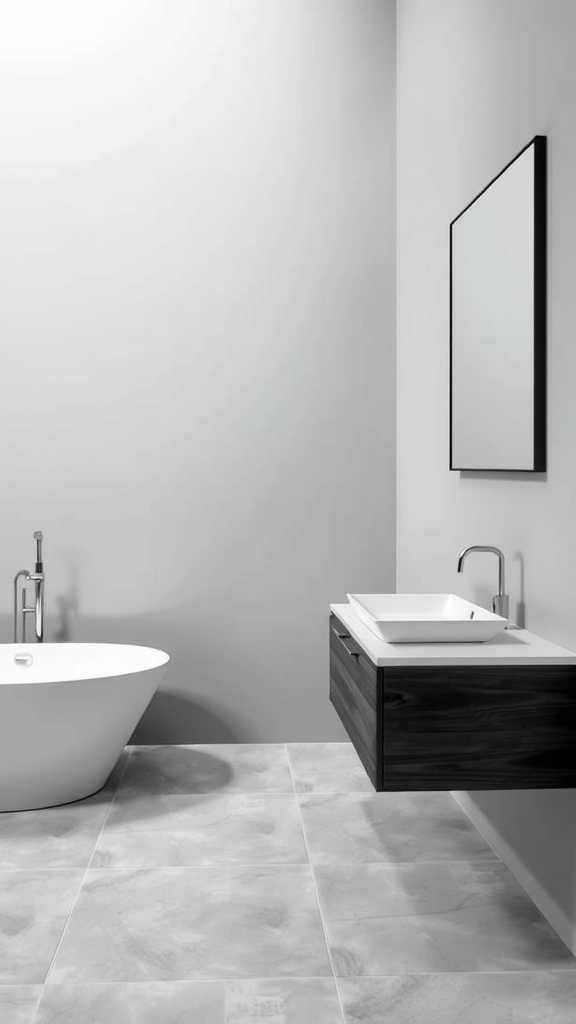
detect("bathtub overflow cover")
[14,653,34,667]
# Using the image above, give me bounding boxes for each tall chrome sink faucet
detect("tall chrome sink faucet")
[14,531,45,643]
[457,545,509,621]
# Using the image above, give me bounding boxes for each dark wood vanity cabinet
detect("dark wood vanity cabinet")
[329,613,576,791]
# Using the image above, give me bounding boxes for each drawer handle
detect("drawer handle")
[332,628,360,658]
[341,639,360,658]
[331,626,350,640]
[332,622,358,655]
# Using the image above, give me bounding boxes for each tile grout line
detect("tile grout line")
[50,857,500,872]
[59,863,316,871]
[284,744,348,1024]
[22,983,44,1024]
[0,856,503,872]
[83,749,135,873]
[30,748,135,1019]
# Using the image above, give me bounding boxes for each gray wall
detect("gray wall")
[0,0,396,741]
[397,0,576,951]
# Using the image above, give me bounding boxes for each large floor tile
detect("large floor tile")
[299,792,498,864]
[49,865,332,982]
[115,745,293,807]
[315,861,576,975]
[0,795,112,870]
[0,871,83,984]
[287,744,373,794]
[338,972,576,1024]
[36,981,225,1023]
[94,794,307,866]
[0,986,41,1024]
[226,978,343,1023]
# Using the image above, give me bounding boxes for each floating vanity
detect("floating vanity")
[330,603,576,791]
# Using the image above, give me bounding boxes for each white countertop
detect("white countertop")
[330,603,576,667]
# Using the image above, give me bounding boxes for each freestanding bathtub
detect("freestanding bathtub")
[0,643,169,812]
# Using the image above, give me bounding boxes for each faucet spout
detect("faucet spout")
[457,545,509,621]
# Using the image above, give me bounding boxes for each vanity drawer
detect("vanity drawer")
[329,614,382,788]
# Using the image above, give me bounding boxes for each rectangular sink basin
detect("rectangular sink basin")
[347,593,508,643]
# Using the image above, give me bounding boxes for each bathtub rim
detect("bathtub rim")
[0,642,170,685]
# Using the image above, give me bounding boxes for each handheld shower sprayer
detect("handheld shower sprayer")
[34,531,43,574]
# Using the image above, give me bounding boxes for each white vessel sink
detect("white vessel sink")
[347,593,508,644]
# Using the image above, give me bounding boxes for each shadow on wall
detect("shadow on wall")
[465,788,576,951]
[81,614,243,744]
[459,472,548,483]
[0,608,242,744]
[513,550,526,628]
[131,691,239,745]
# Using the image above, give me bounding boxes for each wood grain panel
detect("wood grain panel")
[382,665,576,790]
[329,615,382,788]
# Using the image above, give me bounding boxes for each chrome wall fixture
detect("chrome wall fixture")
[457,544,509,621]
[13,531,45,643]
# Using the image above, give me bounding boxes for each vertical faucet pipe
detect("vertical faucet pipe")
[33,576,44,643]
[13,570,30,643]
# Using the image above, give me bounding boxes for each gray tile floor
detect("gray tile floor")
[1,743,575,1023]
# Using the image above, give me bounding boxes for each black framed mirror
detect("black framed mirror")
[450,135,546,472]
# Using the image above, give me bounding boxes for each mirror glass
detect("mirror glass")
[450,136,546,471]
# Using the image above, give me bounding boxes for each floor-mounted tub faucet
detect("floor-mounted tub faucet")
[457,545,509,621]
[14,531,45,643]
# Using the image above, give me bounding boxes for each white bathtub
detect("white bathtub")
[0,643,169,812]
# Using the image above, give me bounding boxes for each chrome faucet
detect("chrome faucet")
[13,531,45,643]
[457,545,509,621]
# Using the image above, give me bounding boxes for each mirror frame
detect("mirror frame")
[449,135,547,472]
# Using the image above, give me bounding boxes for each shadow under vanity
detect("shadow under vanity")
[330,603,576,792]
